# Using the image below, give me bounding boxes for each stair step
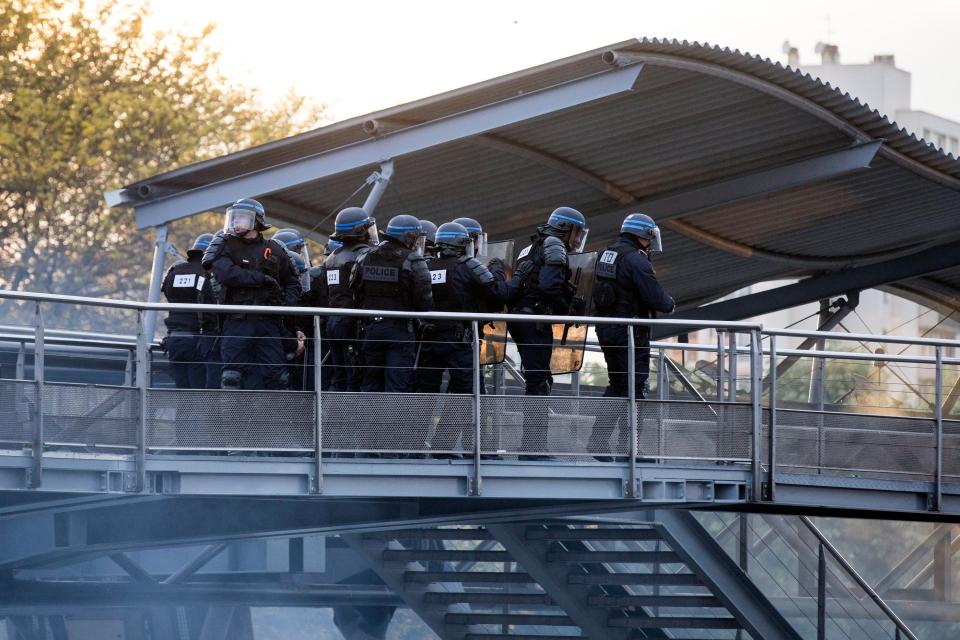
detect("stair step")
[608,616,740,629]
[366,528,492,541]
[548,551,680,563]
[527,527,661,542]
[406,571,534,584]
[569,572,702,586]
[447,612,576,627]
[385,549,509,562]
[424,591,554,606]
[589,594,721,608]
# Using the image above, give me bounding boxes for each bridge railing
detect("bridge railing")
[2,288,959,507]
[702,511,919,640]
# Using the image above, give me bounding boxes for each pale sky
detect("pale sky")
[145,0,960,126]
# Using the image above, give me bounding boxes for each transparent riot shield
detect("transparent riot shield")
[477,240,515,365]
[550,251,597,374]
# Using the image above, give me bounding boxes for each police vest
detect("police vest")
[426,254,461,312]
[222,235,285,306]
[359,242,410,311]
[323,243,369,309]
[515,239,545,291]
[593,241,647,317]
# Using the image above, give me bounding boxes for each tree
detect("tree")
[0,0,323,330]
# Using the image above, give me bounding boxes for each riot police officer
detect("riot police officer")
[310,207,378,391]
[508,207,589,458]
[587,213,674,459]
[202,198,301,390]
[416,222,512,394]
[351,214,432,392]
[161,233,213,388]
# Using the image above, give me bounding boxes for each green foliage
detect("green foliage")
[0,0,323,329]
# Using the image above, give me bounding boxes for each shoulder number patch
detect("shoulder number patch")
[430,269,447,284]
[172,274,197,288]
[600,250,618,264]
[517,245,532,260]
[327,270,340,285]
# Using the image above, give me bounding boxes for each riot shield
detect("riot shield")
[550,251,597,374]
[477,240,515,365]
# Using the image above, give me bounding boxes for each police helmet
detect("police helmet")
[621,213,662,252]
[287,248,306,273]
[419,220,438,250]
[435,222,471,255]
[331,207,378,242]
[452,217,487,255]
[384,214,423,250]
[326,239,343,255]
[187,233,214,258]
[272,228,305,252]
[224,198,269,236]
[545,207,589,252]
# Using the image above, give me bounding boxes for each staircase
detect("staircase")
[344,514,802,639]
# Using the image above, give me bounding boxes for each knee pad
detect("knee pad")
[221,369,242,389]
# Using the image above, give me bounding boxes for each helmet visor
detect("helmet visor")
[474,232,488,257]
[366,220,379,245]
[224,209,255,235]
[648,226,663,252]
[413,234,426,257]
[571,227,589,253]
[465,238,476,259]
[301,245,311,269]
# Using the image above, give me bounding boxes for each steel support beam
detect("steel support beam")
[143,224,169,344]
[661,239,960,337]
[129,65,644,229]
[341,534,457,640]
[485,523,633,640]
[593,141,881,228]
[652,510,803,640]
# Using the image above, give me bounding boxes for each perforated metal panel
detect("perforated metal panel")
[43,382,137,448]
[147,389,313,450]
[322,392,473,453]
[638,401,752,461]
[480,395,628,456]
[774,409,936,479]
[0,379,36,445]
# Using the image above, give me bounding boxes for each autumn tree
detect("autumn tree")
[0,0,323,329]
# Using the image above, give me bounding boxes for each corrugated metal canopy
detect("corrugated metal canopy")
[116,38,960,312]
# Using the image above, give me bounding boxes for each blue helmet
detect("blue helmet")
[272,228,305,252]
[621,213,662,252]
[287,248,306,273]
[188,233,214,258]
[545,207,588,252]
[384,214,423,250]
[419,220,438,249]
[326,239,343,254]
[224,198,269,235]
[331,207,377,242]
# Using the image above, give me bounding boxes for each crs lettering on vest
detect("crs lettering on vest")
[430,269,447,284]
[172,274,197,288]
[597,250,618,278]
[363,265,399,282]
[326,270,340,285]
[517,245,532,260]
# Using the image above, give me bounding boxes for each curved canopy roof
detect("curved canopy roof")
[113,38,960,314]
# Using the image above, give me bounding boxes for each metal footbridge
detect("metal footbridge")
[0,289,956,638]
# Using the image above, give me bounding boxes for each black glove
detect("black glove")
[570,296,587,317]
[262,274,281,291]
[667,297,676,315]
[487,257,505,275]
